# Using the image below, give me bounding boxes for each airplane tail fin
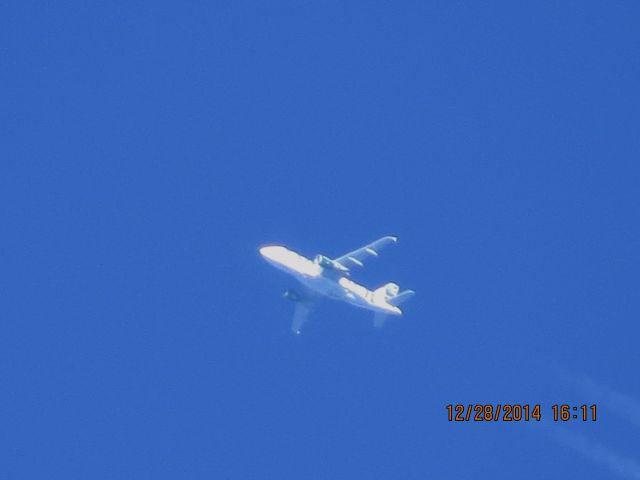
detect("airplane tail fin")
[374,283,415,307]
[373,282,399,299]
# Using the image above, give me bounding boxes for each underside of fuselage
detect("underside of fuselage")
[297,274,344,300]
[259,244,404,317]
[296,272,400,315]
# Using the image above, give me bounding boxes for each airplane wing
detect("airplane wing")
[333,236,398,269]
[284,287,316,334]
[291,301,313,335]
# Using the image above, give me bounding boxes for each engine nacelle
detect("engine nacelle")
[314,255,349,273]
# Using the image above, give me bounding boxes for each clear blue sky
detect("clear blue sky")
[3,1,639,478]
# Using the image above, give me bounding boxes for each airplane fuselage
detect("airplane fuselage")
[259,245,401,316]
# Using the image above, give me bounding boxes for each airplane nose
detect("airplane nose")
[259,246,278,260]
[259,246,291,268]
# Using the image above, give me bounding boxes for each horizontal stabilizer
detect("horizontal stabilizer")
[387,290,415,306]
[291,301,313,335]
[373,312,388,328]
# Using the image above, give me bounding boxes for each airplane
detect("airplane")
[259,236,415,334]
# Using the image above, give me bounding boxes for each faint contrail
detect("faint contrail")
[548,425,640,480]
[554,367,640,428]
[575,373,640,428]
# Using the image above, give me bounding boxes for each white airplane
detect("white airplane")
[259,236,415,334]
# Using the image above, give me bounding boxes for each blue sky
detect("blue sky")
[2,1,639,478]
